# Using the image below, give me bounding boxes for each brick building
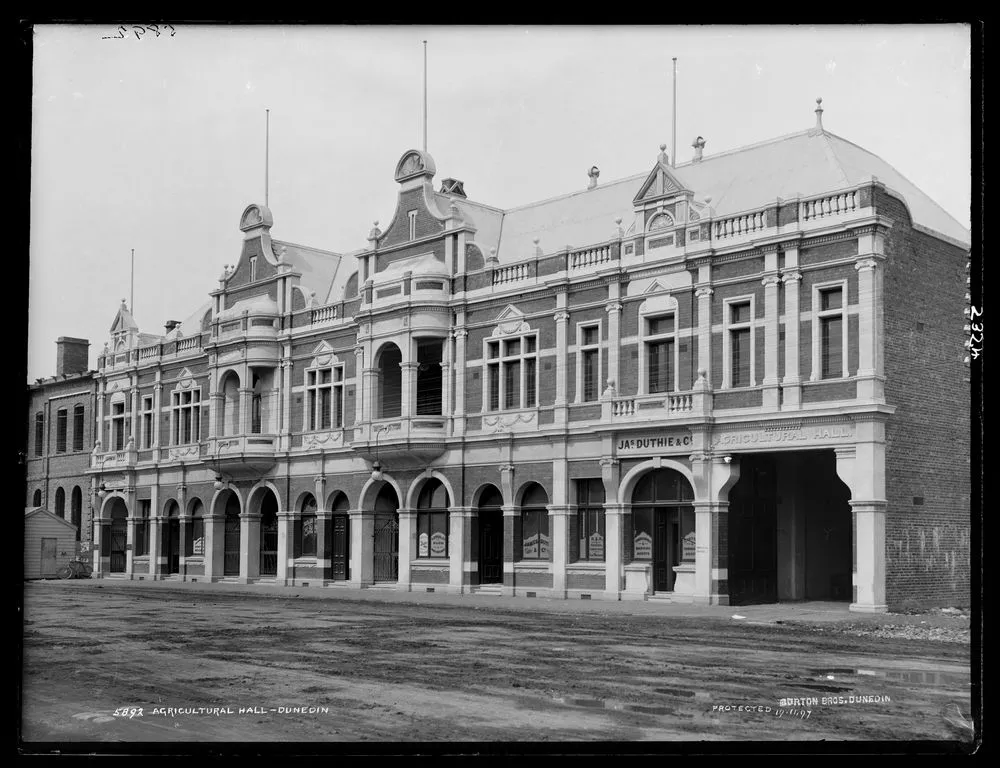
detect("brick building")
[81,101,970,611]
[25,337,97,554]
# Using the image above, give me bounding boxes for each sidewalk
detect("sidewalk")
[27,576,971,631]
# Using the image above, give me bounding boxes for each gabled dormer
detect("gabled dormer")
[108,299,140,353]
[367,149,451,262]
[629,145,698,260]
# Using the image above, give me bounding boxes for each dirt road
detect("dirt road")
[20,581,974,746]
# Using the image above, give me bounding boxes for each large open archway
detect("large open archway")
[630,468,695,592]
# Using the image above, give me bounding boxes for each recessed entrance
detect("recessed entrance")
[477,485,504,585]
[327,492,350,582]
[373,484,399,582]
[630,468,695,592]
[108,500,128,573]
[165,501,180,575]
[259,491,279,577]
[728,451,853,605]
[222,491,241,577]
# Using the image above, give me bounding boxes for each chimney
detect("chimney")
[692,136,706,162]
[164,320,182,334]
[439,178,467,198]
[587,166,600,190]
[56,337,89,376]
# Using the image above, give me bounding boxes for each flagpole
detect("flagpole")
[422,40,428,152]
[672,57,677,168]
[265,108,270,207]
[130,248,134,313]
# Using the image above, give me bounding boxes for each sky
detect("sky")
[27,24,973,382]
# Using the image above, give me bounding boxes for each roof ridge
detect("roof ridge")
[672,128,815,169]
[824,131,970,232]
[503,171,648,214]
[271,238,341,257]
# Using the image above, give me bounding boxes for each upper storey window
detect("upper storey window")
[171,389,201,445]
[249,256,257,283]
[723,297,756,389]
[486,334,538,411]
[408,210,418,241]
[813,281,848,380]
[578,324,601,403]
[73,404,85,452]
[306,365,345,430]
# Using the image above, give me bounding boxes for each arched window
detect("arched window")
[574,479,605,562]
[71,486,83,542]
[519,483,550,561]
[630,468,694,565]
[54,487,65,519]
[376,344,403,419]
[296,494,318,558]
[221,372,241,436]
[32,489,42,507]
[416,479,449,558]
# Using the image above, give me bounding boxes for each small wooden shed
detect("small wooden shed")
[24,507,78,579]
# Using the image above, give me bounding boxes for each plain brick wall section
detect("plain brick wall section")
[877,189,971,609]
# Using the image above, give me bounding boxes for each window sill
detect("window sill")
[412,558,450,567]
[567,561,606,570]
[624,561,651,570]
[292,557,318,564]
[514,561,551,570]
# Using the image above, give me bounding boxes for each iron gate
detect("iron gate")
[259,514,278,577]
[373,514,399,582]
[110,515,127,573]
[224,513,241,576]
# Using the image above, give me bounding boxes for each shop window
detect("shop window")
[519,483,550,560]
[135,500,151,557]
[574,479,605,562]
[186,500,205,557]
[295,494,318,557]
[416,479,450,558]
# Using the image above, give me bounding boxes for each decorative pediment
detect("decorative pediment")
[394,149,437,183]
[309,341,338,368]
[633,163,688,205]
[643,280,667,295]
[239,203,273,232]
[492,305,530,336]
[173,367,196,389]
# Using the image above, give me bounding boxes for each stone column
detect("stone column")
[400,362,417,421]
[148,485,162,578]
[549,505,572,597]
[601,457,622,597]
[361,368,378,424]
[835,435,888,613]
[453,328,468,435]
[153,377,163,447]
[762,274,782,409]
[690,452,741,605]
[449,507,472,592]
[354,346,366,428]
[695,287,714,384]
[854,254,885,401]
[276,510,294,586]
[203,512,222,581]
[440,358,452,425]
[239,509,261,584]
[781,249,803,410]
[313,474,328,579]
[501,504,518,597]
[554,303,570,424]
[605,297,623,396]
[129,380,139,443]
[125,503,137,578]
[397,507,415,590]
[349,509,374,586]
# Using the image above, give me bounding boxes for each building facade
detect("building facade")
[25,337,97,554]
[81,103,971,612]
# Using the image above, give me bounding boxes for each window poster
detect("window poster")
[418,532,429,557]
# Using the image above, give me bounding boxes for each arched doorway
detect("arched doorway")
[373,484,399,582]
[630,468,694,592]
[222,491,241,576]
[108,499,128,573]
[476,485,504,584]
[328,492,351,581]
[71,486,83,542]
[164,500,181,574]
[259,490,279,577]
[376,343,403,419]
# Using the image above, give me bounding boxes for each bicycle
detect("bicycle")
[56,558,94,580]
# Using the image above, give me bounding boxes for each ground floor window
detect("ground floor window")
[135,500,151,557]
[574,478,605,562]
[417,479,450,558]
[519,483,550,560]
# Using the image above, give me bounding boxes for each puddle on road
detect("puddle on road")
[810,669,969,687]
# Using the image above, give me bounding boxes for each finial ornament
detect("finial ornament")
[813,97,825,134]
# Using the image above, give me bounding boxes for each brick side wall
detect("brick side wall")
[878,189,971,609]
